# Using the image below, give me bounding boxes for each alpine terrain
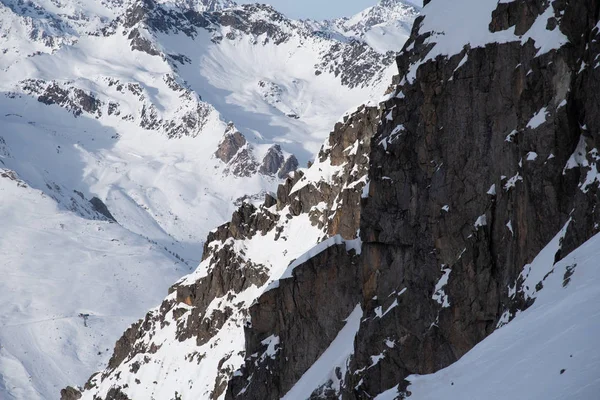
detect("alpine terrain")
[2,0,600,399]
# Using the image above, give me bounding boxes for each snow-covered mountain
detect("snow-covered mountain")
[59,0,600,399]
[0,0,419,398]
[313,0,418,52]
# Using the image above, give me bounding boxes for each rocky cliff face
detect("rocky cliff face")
[235,0,600,397]
[64,0,600,398]
[230,0,600,398]
[342,0,600,395]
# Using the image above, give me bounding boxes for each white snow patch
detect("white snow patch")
[505,129,517,142]
[504,173,523,190]
[361,180,371,199]
[527,107,549,129]
[432,267,452,308]
[507,221,514,236]
[369,353,386,368]
[375,299,400,319]
[474,214,487,228]
[259,335,280,362]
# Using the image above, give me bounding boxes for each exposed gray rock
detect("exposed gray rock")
[215,123,247,163]
[227,147,260,177]
[259,145,285,175]
[22,79,103,118]
[278,155,298,179]
[60,386,82,400]
[90,197,117,223]
[128,28,161,56]
[0,136,11,158]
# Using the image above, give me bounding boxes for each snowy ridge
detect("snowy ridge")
[73,104,378,400]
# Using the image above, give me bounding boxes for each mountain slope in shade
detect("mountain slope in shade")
[0,154,187,399]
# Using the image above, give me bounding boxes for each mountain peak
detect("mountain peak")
[153,0,236,12]
[342,0,420,33]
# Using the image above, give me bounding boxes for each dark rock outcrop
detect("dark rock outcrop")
[21,79,103,118]
[90,197,117,223]
[128,28,161,56]
[227,244,362,399]
[60,386,82,400]
[259,145,285,175]
[215,123,247,163]
[278,155,299,178]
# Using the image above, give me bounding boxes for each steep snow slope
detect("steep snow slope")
[376,231,600,400]
[0,0,419,399]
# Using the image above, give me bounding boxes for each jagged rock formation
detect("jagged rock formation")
[215,123,248,162]
[68,104,379,399]
[259,145,285,175]
[278,155,298,179]
[258,145,299,178]
[62,0,600,399]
